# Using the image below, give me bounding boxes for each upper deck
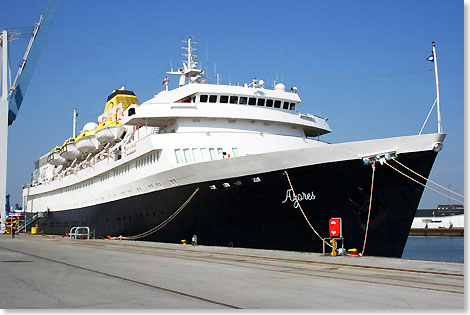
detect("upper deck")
[122,82,331,138]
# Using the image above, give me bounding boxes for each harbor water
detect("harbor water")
[402,236,464,263]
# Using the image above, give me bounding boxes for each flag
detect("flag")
[162,75,168,85]
[427,54,434,62]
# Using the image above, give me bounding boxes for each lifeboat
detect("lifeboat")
[75,130,103,154]
[47,146,68,166]
[95,121,126,144]
[59,138,82,160]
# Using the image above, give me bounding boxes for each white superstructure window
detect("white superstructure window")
[232,148,239,157]
[175,149,183,163]
[183,148,193,163]
[209,148,216,160]
[192,148,202,162]
[201,148,210,161]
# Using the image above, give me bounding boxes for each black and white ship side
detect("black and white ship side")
[22,37,446,258]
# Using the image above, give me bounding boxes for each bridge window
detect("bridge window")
[257,98,265,106]
[209,95,217,103]
[290,102,296,110]
[200,95,208,102]
[266,99,273,107]
[283,101,289,109]
[274,100,281,108]
[229,96,238,104]
[239,97,247,105]
[248,97,256,105]
[220,95,229,103]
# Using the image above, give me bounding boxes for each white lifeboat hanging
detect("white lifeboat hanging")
[95,120,126,144]
[75,122,103,154]
[47,146,68,166]
[59,138,82,160]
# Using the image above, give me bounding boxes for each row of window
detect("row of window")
[199,94,296,110]
[136,152,160,169]
[175,147,240,164]
[64,179,94,194]
[209,177,261,190]
[61,152,160,196]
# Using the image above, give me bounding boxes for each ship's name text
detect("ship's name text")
[282,189,316,208]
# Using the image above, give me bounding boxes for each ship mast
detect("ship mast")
[432,42,443,134]
[167,37,204,87]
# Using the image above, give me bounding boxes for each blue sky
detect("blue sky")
[1,0,464,209]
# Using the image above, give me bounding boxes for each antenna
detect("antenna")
[214,62,219,85]
[205,41,208,83]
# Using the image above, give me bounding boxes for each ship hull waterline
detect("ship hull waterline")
[33,150,437,258]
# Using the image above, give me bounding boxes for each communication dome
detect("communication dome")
[82,122,98,132]
[274,83,286,92]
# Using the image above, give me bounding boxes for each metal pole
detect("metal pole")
[73,108,77,137]
[0,30,9,234]
[432,42,442,134]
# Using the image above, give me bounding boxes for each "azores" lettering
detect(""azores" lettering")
[281,189,316,208]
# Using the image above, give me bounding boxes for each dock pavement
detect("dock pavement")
[0,234,464,309]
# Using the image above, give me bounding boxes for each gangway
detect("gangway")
[17,213,39,232]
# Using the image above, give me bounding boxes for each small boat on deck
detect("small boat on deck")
[47,146,67,166]
[59,138,82,160]
[95,121,126,144]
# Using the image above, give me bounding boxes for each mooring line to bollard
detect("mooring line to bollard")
[109,187,199,240]
[361,162,376,256]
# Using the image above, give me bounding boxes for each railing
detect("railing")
[17,213,39,232]
[69,227,90,240]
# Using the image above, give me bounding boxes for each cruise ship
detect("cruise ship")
[22,38,445,258]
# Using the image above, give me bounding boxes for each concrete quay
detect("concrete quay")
[0,234,464,309]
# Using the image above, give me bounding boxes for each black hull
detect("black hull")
[35,150,437,257]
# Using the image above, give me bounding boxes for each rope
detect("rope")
[284,171,333,249]
[110,187,199,240]
[384,161,464,205]
[361,162,376,256]
[392,157,464,198]
[419,99,437,135]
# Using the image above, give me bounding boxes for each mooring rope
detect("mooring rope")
[361,162,376,256]
[391,157,464,198]
[284,171,333,249]
[384,160,464,205]
[109,187,200,240]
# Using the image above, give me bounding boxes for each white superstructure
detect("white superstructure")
[23,37,335,213]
